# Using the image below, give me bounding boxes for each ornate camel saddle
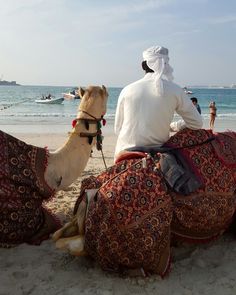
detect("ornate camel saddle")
[0,130,60,247]
[62,128,236,276]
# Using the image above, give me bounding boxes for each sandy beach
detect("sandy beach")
[1,121,236,295]
[1,0,236,292]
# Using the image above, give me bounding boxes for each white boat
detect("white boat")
[183,87,193,95]
[62,92,79,100]
[62,88,80,100]
[35,96,64,104]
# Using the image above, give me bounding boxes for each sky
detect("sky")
[0,0,236,87]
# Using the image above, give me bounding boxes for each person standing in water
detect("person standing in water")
[209,101,217,130]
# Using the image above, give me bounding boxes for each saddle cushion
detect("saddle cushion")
[165,129,236,241]
[0,131,60,247]
[78,157,172,276]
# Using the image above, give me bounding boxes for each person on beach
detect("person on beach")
[191,97,201,114]
[209,101,217,129]
[114,45,203,160]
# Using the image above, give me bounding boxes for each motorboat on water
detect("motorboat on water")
[62,88,80,100]
[185,90,193,94]
[35,95,64,104]
[183,87,193,95]
[62,92,80,100]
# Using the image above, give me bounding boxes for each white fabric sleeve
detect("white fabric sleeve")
[170,120,186,132]
[173,90,203,131]
[114,92,125,135]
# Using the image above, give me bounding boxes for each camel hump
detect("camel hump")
[165,128,214,149]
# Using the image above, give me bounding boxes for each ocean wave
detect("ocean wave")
[0,112,235,119]
[201,113,236,118]
[1,112,236,120]
[174,113,236,119]
[0,112,116,119]
[0,113,73,117]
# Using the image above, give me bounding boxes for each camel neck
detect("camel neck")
[45,120,97,190]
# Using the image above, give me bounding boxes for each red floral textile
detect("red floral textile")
[212,131,236,170]
[79,157,172,276]
[0,131,60,247]
[164,129,236,242]
[74,128,236,276]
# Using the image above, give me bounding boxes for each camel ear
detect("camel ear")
[102,85,108,96]
[79,87,85,98]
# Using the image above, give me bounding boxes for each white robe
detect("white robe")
[114,73,203,158]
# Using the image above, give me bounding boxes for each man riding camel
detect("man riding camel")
[114,45,203,161]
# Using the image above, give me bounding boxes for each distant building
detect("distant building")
[0,80,20,86]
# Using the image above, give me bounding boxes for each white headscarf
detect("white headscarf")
[142,45,174,96]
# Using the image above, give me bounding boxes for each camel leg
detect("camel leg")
[55,235,87,256]
[53,189,98,250]
[52,218,78,241]
[75,189,99,235]
[75,199,87,235]
[52,197,88,242]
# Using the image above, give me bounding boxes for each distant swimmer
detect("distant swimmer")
[209,101,217,130]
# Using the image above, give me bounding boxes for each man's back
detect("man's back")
[115,74,202,157]
[114,45,203,159]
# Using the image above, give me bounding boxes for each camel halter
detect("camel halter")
[70,110,108,170]
[78,109,100,121]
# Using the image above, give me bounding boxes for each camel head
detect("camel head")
[78,85,108,119]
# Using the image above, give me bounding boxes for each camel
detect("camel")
[0,85,108,248]
[44,85,108,190]
[52,128,236,277]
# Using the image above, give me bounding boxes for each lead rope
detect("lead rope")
[0,98,32,111]
[96,120,108,171]
[100,148,108,171]
[71,115,108,171]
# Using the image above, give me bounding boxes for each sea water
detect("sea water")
[0,85,236,133]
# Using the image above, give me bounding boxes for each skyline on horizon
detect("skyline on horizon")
[1,0,236,87]
[1,81,236,88]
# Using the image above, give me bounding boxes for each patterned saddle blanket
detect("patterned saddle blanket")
[0,130,60,247]
[73,128,236,276]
